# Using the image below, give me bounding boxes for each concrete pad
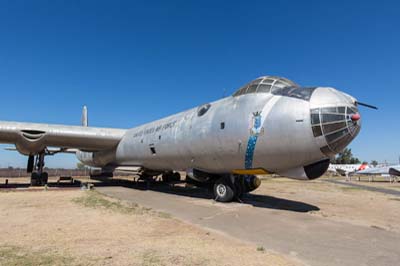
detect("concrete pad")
[97,185,400,266]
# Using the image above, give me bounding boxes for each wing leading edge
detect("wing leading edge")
[0,121,127,155]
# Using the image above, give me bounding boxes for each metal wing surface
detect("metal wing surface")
[0,121,127,154]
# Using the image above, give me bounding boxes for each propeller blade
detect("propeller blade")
[356,101,378,110]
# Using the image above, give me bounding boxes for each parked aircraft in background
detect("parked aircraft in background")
[356,165,400,177]
[328,163,369,176]
[0,75,371,201]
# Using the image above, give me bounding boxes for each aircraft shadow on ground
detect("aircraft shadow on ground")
[0,177,319,213]
[0,180,82,189]
[93,178,320,213]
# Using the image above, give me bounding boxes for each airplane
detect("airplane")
[0,75,371,202]
[356,164,400,177]
[328,163,369,176]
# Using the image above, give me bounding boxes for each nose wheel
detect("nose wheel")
[28,151,49,186]
[213,176,235,202]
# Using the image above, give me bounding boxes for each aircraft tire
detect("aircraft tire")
[41,172,49,185]
[172,172,181,182]
[30,172,40,186]
[213,177,235,202]
[161,173,170,183]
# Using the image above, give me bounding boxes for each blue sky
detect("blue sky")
[0,0,399,168]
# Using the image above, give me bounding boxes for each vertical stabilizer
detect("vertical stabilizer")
[81,106,88,127]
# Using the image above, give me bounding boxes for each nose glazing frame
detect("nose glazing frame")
[310,105,361,157]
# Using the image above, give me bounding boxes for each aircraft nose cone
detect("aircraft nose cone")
[351,113,361,121]
[309,87,361,157]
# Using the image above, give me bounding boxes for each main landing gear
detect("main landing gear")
[213,176,237,202]
[161,172,181,183]
[212,175,261,202]
[28,151,49,186]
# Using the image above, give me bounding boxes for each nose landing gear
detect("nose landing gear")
[213,176,236,202]
[212,175,261,202]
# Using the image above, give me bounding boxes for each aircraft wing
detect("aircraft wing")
[0,121,127,155]
[356,165,400,176]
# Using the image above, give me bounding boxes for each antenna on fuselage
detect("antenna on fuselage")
[355,101,378,110]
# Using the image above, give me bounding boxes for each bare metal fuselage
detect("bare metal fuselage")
[78,85,360,180]
[0,76,361,181]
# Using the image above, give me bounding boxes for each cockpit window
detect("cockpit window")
[257,84,271,93]
[247,84,258,94]
[232,76,298,97]
[271,86,317,101]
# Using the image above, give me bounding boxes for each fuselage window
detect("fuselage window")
[321,114,346,123]
[322,122,347,134]
[197,104,211,117]
[325,128,349,143]
[312,125,322,137]
[220,122,225,129]
[150,145,156,155]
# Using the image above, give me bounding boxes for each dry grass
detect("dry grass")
[0,246,74,266]
[256,176,400,232]
[73,190,150,214]
[0,189,296,266]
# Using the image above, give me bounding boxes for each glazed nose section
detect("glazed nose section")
[309,87,361,157]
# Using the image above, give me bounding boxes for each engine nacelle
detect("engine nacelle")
[15,130,47,155]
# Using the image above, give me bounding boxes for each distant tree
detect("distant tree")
[331,148,361,164]
[76,162,86,170]
[349,157,361,164]
[371,160,378,167]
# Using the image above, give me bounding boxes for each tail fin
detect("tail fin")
[81,106,88,127]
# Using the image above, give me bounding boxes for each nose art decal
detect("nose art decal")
[245,111,264,169]
[243,96,280,169]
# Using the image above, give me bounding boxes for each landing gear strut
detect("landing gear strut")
[161,172,181,183]
[28,151,49,186]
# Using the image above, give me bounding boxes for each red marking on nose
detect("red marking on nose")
[351,113,361,121]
